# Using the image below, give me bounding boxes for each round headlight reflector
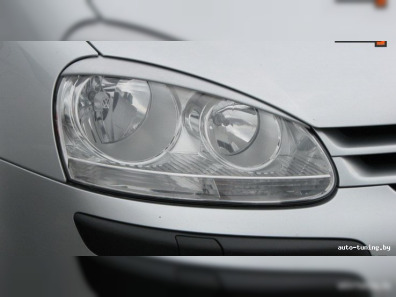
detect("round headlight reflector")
[203,101,281,170]
[77,76,151,144]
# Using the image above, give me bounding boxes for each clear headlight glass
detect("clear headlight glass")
[56,75,335,205]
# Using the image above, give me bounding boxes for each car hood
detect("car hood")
[92,41,396,128]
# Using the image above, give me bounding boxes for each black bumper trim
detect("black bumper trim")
[74,213,371,256]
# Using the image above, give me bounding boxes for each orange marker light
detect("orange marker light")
[376,0,387,7]
[375,41,387,47]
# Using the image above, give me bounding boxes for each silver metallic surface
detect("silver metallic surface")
[0,41,97,182]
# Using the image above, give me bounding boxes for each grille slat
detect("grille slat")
[316,125,396,156]
[317,125,396,187]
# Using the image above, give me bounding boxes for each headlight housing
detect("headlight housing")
[56,74,335,205]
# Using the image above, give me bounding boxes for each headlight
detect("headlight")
[56,75,335,205]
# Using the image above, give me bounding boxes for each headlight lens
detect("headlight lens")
[79,76,151,145]
[57,75,335,205]
[206,101,260,156]
[202,100,281,170]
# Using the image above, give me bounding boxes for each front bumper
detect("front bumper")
[1,158,394,256]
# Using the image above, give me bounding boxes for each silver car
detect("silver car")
[1,40,395,256]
